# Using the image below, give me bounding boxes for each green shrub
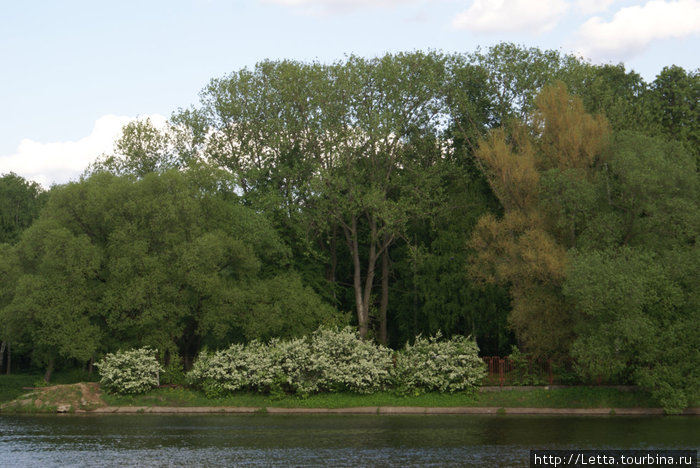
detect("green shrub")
[187,327,393,396]
[508,345,545,386]
[187,329,484,397]
[95,347,163,395]
[160,358,186,386]
[393,332,485,394]
[188,344,252,397]
[272,337,319,395]
[310,327,393,394]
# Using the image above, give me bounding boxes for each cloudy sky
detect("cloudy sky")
[1,0,698,188]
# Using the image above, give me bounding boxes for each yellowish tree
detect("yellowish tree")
[468,82,609,358]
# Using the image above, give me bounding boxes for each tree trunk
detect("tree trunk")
[361,217,378,338]
[326,224,338,301]
[44,357,55,383]
[343,216,377,340]
[344,217,367,338]
[0,341,5,373]
[5,342,10,375]
[379,249,390,345]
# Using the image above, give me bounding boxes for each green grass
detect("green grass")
[102,386,661,409]
[474,387,658,408]
[0,374,38,404]
[0,370,99,405]
[1,371,678,411]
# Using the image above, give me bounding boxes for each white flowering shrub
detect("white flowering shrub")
[95,347,163,395]
[187,329,484,397]
[310,327,393,394]
[187,327,394,396]
[393,333,486,394]
[186,341,285,397]
[272,337,320,395]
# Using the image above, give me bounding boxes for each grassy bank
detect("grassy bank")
[101,386,661,409]
[3,373,695,412]
[0,371,98,405]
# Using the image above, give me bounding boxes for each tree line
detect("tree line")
[0,43,697,409]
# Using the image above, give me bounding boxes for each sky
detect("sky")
[1,0,698,188]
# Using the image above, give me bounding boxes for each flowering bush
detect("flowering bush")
[393,332,485,394]
[186,342,281,397]
[187,328,483,396]
[273,337,320,395]
[187,327,393,396]
[310,327,393,394]
[95,347,163,395]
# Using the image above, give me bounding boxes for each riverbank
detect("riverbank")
[89,405,700,415]
[1,380,698,415]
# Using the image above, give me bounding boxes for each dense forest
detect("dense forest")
[1,44,698,409]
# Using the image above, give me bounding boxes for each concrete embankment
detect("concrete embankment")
[88,406,700,415]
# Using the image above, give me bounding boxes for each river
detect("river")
[1,414,698,467]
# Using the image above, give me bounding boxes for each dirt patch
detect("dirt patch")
[0,382,107,413]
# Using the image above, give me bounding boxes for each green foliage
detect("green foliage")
[234,273,345,342]
[160,359,186,386]
[575,64,648,133]
[99,386,662,410]
[0,173,46,245]
[507,346,545,386]
[645,66,699,167]
[188,327,393,396]
[563,129,699,412]
[3,46,698,416]
[88,118,180,177]
[188,328,486,397]
[393,332,485,394]
[309,327,393,394]
[7,219,102,370]
[95,347,163,395]
[2,170,340,365]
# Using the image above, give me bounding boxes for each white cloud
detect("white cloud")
[574,0,700,61]
[452,0,570,34]
[575,0,617,15]
[0,114,167,189]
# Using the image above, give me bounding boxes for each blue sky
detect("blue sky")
[1,0,698,187]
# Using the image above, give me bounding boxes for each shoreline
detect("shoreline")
[83,406,700,415]
[3,383,698,416]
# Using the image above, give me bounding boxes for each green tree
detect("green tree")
[469,43,590,126]
[468,83,610,358]
[645,66,699,167]
[7,219,102,381]
[184,53,451,342]
[0,243,22,373]
[564,132,699,412]
[0,173,46,244]
[5,171,341,375]
[88,118,180,176]
[575,64,648,132]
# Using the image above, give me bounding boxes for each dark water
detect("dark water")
[0,414,698,467]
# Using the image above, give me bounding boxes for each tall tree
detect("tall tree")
[7,219,102,381]
[468,83,610,358]
[183,53,451,341]
[3,171,341,376]
[564,132,699,412]
[0,173,46,244]
[88,118,181,177]
[645,65,699,167]
[312,53,450,340]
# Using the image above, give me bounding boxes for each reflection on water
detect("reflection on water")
[0,414,698,467]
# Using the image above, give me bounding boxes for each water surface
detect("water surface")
[1,414,698,467]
